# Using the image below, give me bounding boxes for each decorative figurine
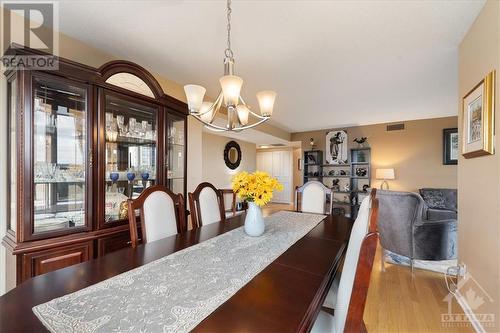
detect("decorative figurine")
[332,179,340,192]
[343,183,350,192]
[310,138,315,150]
[362,184,370,192]
[119,201,128,220]
[356,167,368,177]
[353,137,368,148]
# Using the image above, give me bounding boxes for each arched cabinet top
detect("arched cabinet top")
[98,60,164,99]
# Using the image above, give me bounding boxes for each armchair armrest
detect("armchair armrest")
[426,208,457,221]
[413,218,457,260]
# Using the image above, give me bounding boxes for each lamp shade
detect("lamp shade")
[219,75,243,106]
[236,105,250,125]
[376,168,395,180]
[199,102,213,123]
[256,90,276,117]
[184,85,206,114]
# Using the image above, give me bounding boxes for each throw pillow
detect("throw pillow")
[420,190,447,210]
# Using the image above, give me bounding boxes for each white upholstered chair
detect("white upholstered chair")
[189,182,226,228]
[295,181,333,214]
[312,189,379,333]
[127,185,186,248]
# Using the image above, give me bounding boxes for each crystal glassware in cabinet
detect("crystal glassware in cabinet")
[103,93,159,223]
[32,76,89,234]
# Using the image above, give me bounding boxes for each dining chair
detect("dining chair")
[295,180,333,214]
[221,189,246,218]
[189,182,226,228]
[127,185,186,248]
[312,189,379,333]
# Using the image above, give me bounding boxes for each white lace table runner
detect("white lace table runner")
[32,211,326,333]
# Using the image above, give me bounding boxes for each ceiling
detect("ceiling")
[56,0,485,133]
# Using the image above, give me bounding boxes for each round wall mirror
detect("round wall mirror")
[224,141,242,169]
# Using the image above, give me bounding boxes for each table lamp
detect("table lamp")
[376,168,395,190]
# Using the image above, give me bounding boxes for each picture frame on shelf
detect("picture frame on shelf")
[443,128,458,165]
[462,70,495,158]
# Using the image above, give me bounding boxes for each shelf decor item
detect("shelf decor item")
[183,0,277,132]
[141,172,150,189]
[110,172,119,183]
[353,137,368,148]
[126,172,136,199]
[462,70,495,158]
[231,171,283,237]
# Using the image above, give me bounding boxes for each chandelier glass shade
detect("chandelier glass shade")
[183,0,276,132]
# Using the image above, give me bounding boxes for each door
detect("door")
[256,150,293,203]
[27,73,92,240]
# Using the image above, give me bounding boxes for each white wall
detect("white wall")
[201,132,256,189]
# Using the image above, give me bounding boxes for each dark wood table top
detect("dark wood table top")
[0,213,352,333]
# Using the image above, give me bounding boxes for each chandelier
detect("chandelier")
[183,0,277,132]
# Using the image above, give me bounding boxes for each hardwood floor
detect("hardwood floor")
[262,202,294,217]
[263,203,473,333]
[364,246,472,333]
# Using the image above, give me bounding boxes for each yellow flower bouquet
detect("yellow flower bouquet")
[231,171,283,207]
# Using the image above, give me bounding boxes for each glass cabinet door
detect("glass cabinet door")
[32,75,88,234]
[103,93,159,223]
[166,113,185,196]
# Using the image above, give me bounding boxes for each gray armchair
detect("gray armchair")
[376,190,457,263]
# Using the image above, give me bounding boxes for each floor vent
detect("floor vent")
[386,123,405,131]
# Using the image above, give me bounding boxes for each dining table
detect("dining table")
[0,212,352,332]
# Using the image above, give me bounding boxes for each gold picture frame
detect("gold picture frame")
[462,70,495,158]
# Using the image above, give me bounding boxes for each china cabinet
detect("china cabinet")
[3,45,188,284]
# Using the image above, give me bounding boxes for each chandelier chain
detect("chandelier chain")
[225,0,233,58]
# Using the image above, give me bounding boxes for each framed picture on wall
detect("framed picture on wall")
[443,128,458,165]
[325,130,348,164]
[462,70,495,158]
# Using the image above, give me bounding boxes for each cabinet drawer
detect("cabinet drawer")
[97,231,133,257]
[23,241,93,281]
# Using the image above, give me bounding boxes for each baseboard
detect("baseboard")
[454,289,486,333]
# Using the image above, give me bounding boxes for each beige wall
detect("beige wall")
[458,0,500,329]
[202,133,256,188]
[291,116,458,192]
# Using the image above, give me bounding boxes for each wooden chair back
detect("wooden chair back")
[127,185,186,248]
[344,189,379,332]
[188,182,226,228]
[295,180,333,214]
[221,189,247,218]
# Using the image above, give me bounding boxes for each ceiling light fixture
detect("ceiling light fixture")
[184,0,277,132]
